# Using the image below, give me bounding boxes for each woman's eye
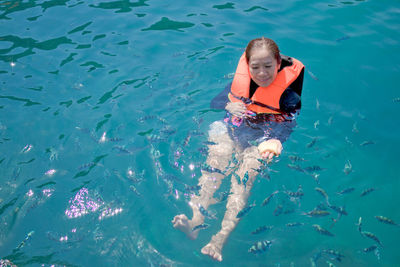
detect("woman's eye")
[265,65,271,68]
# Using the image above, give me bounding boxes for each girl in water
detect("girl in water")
[172,37,304,261]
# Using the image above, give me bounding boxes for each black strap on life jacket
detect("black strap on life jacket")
[229,91,285,114]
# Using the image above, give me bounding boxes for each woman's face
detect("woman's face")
[248,47,280,88]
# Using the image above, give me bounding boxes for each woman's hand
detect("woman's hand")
[225,102,247,118]
[258,139,282,162]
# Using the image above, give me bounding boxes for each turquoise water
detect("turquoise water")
[1,0,399,266]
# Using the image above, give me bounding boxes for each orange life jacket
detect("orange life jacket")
[228,53,304,114]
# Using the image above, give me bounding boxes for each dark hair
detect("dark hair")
[245,37,281,64]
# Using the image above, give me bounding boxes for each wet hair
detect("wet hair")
[245,37,281,64]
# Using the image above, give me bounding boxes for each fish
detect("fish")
[217,190,231,202]
[375,215,398,226]
[129,185,141,196]
[356,217,362,233]
[362,231,383,246]
[285,185,304,198]
[363,245,378,253]
[304,209,330,217]
[287,164,305,173]
[201,164,224,175]
[314,120,320,129]
[327,116,333,125]
[360,188,375,197]
[15,231,35,250]
[273,204,283,216]
[286,222,304,227]
[343,160,352,175]
[198,204,216,219]
[316,99,320,110]
[242,171,249,188]
[304,165,325,172]
[336,187,355,195]
[315,187,330,204]
[261,190,279,207]
[307,70,319,81]
[306,137,318,148]
[192,223,210,232]
[328,204,347,216]
[251,225,273,234]
[248,240,272,254]
[236,203,256,218]
[360,140,375,146]
[336,35,350,42]
[322,249,345,261]
[288,155,306,162]
[313,224,334,236]
[112,145,133,155]
[392,97,400,102]
[21,144,33,153]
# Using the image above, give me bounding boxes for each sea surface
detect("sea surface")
[0,0,399,266]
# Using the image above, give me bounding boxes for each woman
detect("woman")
[172,37,304,261]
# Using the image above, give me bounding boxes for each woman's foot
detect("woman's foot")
[201,242,222,261]
[172,214,199,240]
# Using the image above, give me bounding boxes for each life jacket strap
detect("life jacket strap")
[230,92,284,114]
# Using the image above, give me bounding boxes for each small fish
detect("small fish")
[112,145,132,155]
[201,164,224,175]
[16,231,35,250]
[326,260,336,267]
[315,187,329,203]
[108,137,123,142]
[362,231,383,246]
[286,222,304,227]
[337,187,355,195]
[198,204,216,219]
[261,190,279,207]
[327,116,333,125]
[313,224,334,236]
[307,70,319,81]
[322,249,345,261]
[248,240,272,254]
[375,215,398,226]
[356,217,362,233]
[242,171,249,188]
[306,137,318,148]
[328,204,347,216]
[343,160,352,175]
[273,204,283,216]
[304,209,330,217]
[360,188,375,197]
[393,97,400,102]
[336,35,350,42]
[236,203,256,218]
[192,223,210,232]
[78,162,96,170]
[360,140,375,146]
[363,245,378,253]
[285,185,304,198]
[287,164,304,173]
[316,99,320,110]
[288,155,306,162]
[314,120,320,129]
[304,165,325,172]
[217,190,231,202]
[251,225,273,234]
[129,185,141,196]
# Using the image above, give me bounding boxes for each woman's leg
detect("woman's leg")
[172,121,234,239]
[201,145,261,261]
